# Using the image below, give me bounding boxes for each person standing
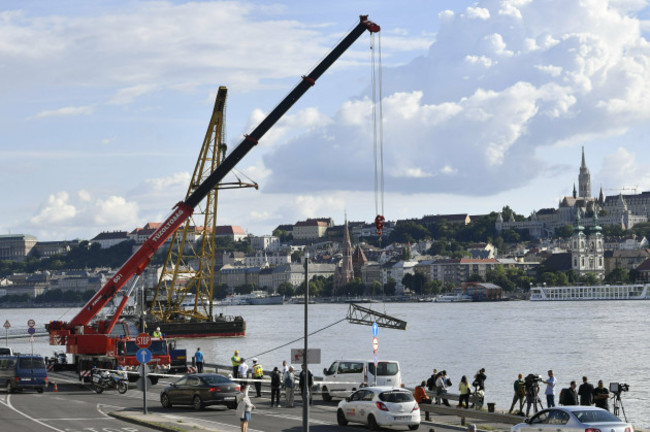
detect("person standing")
[509,373,526,414]
[414,381,431,421]
[284,366,295,408]
[299,364,313,406]
[473,368,487,391]
[152,327,162,338]
[270,367,281,407]
[426,369,438,392]
[593,380,610,411]
[194,348,204,373]
[544,370,556,408]
[578,376,594,406]
[231,350,242,378]
[435,371,450,406]
[525,374,542,417]
[238,358,249,381]
[458,375,472,409]
[236,383,255,432]
[252,358,263,397]
[565,381,579,405]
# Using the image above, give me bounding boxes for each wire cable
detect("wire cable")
[250,317,346,359]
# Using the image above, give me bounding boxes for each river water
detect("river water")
[4,300,648,428]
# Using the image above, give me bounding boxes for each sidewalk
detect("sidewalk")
[109,407,516,432]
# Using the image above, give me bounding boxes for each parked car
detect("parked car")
[511,406,633,432]
[321,359,402,401]
[0,355,48,393]
[337,386,420,430]
[160,373,240,411]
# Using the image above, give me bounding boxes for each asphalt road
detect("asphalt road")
[4,371,468,432]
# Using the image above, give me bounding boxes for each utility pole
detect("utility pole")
[302,252,310,432]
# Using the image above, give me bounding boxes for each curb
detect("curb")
[108,410,196,432]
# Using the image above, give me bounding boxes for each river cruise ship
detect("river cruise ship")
[529,283,650,301]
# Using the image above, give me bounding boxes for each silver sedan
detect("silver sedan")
[511,406,633,432]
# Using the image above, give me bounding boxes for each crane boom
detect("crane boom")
[48,15,380,341]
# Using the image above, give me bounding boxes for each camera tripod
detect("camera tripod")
[612,392,627,422]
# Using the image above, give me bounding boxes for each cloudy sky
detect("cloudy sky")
[3,0,650,241]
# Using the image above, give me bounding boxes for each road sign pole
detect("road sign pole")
[143,363,148,415]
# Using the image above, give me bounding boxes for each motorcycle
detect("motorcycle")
[91,368,129,394]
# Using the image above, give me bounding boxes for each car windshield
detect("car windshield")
[18,357,45,369]
[202,375,231,385]
[574,410,622,423]
[125,340,168,356]
[379,390,413,403]
[368,362,399,376]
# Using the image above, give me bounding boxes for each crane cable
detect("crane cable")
[370,32,385,237]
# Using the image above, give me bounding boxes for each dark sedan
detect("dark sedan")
[160,373,240,410]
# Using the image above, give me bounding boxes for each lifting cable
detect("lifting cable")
[370,32,385,237]
[249,317,346,359]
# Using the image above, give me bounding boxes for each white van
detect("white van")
[320,359,402,401]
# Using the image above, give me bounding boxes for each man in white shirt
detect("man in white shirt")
[544,370,557,407]
[238,358,249,380]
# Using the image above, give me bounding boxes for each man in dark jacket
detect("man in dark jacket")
[578,376,594,406]
[560,381,579,405]
[299,364,313,405]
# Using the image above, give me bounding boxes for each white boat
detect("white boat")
[529,284,650,301]
[218,291,284,305]
[435,293,473,303]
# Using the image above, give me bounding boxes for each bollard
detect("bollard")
[487,402,495,413]
[53,382,58,392]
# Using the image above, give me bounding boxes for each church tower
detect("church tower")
[578,146,591,198]
[334,218,354,289]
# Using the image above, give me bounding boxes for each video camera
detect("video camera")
[609,383,629,394]
[525,374,543,384]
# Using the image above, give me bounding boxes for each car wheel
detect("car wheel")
[193,395,203,411]
[161,393,172,408]
[408,425,420,431]
[322,386,332,402]
[37,387,44,393]
[149,376,159,385]
[227,402,237,410]
[367,414,379,431]
[337,409,348,426]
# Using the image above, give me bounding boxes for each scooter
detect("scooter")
[91,368,129,394]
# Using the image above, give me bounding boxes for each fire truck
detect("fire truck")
[45,15,380,381]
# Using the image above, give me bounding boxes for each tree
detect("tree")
[277,282,294,298]
[556,225,574,238]
[605,267,629,284]
[388,221,430,244]
[213,283,229,300]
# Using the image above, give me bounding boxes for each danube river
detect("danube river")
[4,300,649,428]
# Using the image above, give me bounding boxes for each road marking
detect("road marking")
[0,395,65,432]
[37,417,116,421]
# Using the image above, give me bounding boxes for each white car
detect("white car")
[511,406,633,432]
[336,386,420,430]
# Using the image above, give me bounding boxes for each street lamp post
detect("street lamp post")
[303,252,310,432]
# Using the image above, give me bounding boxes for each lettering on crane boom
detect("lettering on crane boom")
[152,208,184,243]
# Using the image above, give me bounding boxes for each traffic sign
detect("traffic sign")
[372,322,378,337]
[3,320,10,329]
[135,333,151,349]
[372,337,379,352]
[290,348,321,364]
[27,319,35,328]
[27,327,36,335]
[136,348,152,364]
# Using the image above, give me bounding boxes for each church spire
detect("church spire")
[578,146,591,198]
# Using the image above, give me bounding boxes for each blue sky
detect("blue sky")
[3,0,650,241]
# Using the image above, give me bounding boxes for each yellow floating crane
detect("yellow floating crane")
[149,86,256,324]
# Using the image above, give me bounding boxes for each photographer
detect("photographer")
[524,374,543,417]
[593,380,609,411]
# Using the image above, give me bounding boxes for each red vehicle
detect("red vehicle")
[46,15,379,381]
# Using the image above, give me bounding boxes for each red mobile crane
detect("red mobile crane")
[46,16,380,380]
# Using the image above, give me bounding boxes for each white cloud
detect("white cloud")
[260,0,650,199]
[30,192,77,224]
[34,105,94,118]
[92,196,139,226]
